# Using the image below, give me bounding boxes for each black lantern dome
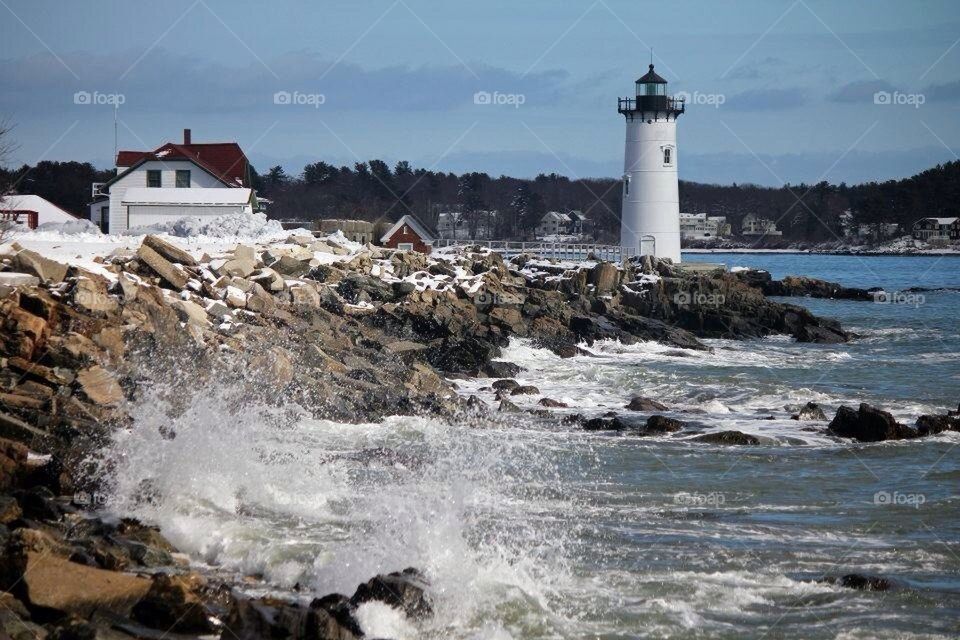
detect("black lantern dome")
[618,63,684,120]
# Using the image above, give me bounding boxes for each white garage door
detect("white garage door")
[127,204,247,229]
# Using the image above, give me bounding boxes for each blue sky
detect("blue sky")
[1,0,959,185]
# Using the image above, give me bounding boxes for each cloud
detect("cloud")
[0,49,571,116]
[725,56,786,81]
[829,79,896,103]
[924,79,960,102]
[724,88,805,111]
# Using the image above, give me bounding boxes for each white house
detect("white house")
[741,213,782,237]
[912,217,957,241]
[1,194,79,230]
[90,129,254,234]
[679,212,730,240]
[535,211,572,237]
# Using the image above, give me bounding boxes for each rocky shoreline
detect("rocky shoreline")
[0,233,956,638]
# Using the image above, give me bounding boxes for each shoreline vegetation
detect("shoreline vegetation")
[0,230,957,638]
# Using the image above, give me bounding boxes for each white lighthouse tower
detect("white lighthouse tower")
[618,63,685,263]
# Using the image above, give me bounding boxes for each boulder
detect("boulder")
[792,401,827,421]
[225,595,361,640]
[642,415,686,434]
[17,551,151,618]
[251,267,286,292]
[483,361,521,378]
[692,430,762,445]
[13,249,69,283]
[169,298,211,328]
[498,399,522,413]
[71,277,119,315]
[491,379,519,392]
[510,385,540,396]
[271,254,310,277]
[588,262,620,294]
[349,567,432,619]
[0,273,40,287]
[625,396,669,412]
[220,258,257,278]
[4,305,49,359]
[0,438,27,491]
[916,413,960,436]
[583,417,630,431]
[143,235,197,266]
[132,573,214,633]
[75,366,124,405]
[136,244,190,289]
[538,398,568,408]
[232,244,257,262]
[828,404,916,442]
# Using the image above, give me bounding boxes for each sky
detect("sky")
[1,0,959,186]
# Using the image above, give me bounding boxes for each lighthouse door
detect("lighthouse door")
[639,234,656,257]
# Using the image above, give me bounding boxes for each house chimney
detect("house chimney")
[183,128,191,145]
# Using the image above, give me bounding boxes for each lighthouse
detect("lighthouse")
[618,64,685,263]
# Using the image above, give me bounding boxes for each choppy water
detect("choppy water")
[103,254,959,639]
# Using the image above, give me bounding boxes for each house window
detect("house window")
[175,170,191,188]
[398,242,414,251]
[146,170,161,188]
[663,147,673,166]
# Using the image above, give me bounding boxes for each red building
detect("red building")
[380,215,435,254]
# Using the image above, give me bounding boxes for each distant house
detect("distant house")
[90,129,255,234]
[0,194,79,230]
[912,217,957,242]
[679,213,730,240]
[380,214,435,253]
[740,213,782,237]
[535,211,572,237]
[567,210,591,235]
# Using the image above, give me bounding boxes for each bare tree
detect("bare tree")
[0,119,20,242]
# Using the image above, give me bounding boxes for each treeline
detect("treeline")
[258,158,960,242]
[3,157,958,241]
[254,162,621,240]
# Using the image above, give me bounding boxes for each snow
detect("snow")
[124,212,290,240]
[34,219,104,235]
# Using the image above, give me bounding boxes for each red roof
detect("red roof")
[116,151,153,167]
[114,142,249,187]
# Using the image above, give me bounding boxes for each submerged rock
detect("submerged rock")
[792,401,827,421]
[641,415,686,434]
[692,430,762,445]
[819,573,893,592]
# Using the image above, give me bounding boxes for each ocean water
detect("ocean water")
[102,254,960,639]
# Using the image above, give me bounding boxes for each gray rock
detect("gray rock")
[625,396,669,411]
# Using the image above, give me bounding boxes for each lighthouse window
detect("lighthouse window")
[663,147,672,166]
[623,174,630,196]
